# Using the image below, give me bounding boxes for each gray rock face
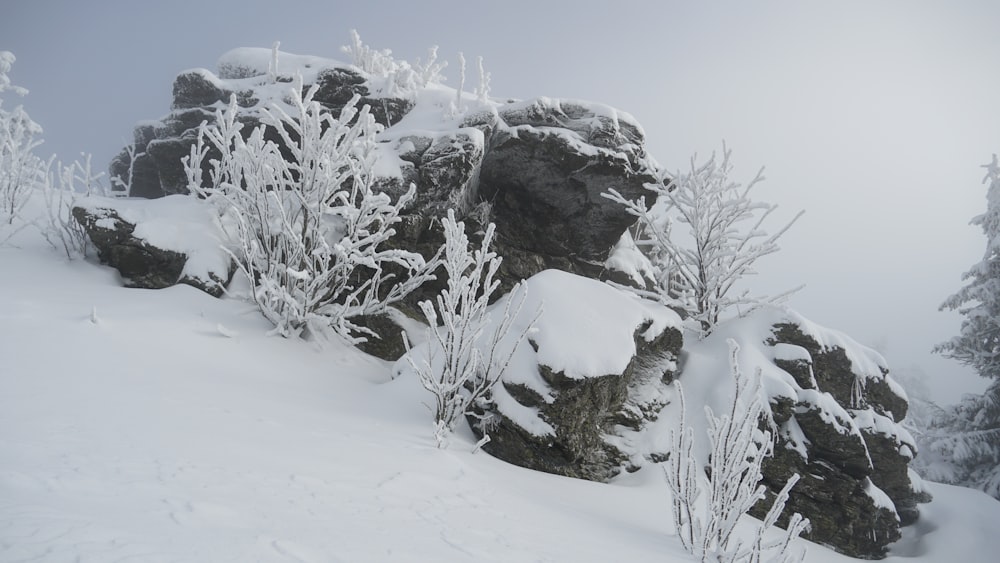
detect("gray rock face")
[481,324,682,481]
[476,99,658,290]
[755,321,928,559]
[73,206,189,289]
[172,70,232,110]
[481,127,648,259]
[113,58,658,302]
[112,64,412,200]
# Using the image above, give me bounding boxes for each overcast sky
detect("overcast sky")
[4,0,999,404]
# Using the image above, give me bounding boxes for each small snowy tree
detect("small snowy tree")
[930,154,1000,498]
[665,340,809,563]
[404,209,537,448]
[38,154,108,259]
[185,82,436,343]
[605,145,803,338]
[0,50,43,243]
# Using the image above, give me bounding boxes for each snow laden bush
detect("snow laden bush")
[604,145,803,338]
[38,154,108,259]
[929,154,1000,499]
[0,50,43,244]
[341,29,491,116]
[341,29,447,97]
[184,82,436,343]
[0,50,109,254]
[666,340,809,563]
[404,209,535,448]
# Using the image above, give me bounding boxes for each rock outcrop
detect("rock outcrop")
[111,49,658,298]
[694,309,929,559]
[101,46,929,560]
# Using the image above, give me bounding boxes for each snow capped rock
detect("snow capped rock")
[677,306,927,557]
[72,195,234,296]
[396,268,684,482]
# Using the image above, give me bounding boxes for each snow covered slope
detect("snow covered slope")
[2,221,1000,562]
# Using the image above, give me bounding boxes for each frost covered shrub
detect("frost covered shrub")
[666,340,808,563]
[404,209,536,448]
[341,30,447,97]
[184,81,436,343]
[0,50,107,254]
[605,145,803,338]
[38,154,108,259]
[0,51,43,243]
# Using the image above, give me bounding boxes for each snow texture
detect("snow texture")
[2,206,1000,561]
[517,269,680,379]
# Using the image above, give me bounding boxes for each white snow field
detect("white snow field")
[2,223,1000,562]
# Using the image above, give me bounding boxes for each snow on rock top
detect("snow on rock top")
[499,96,646,144]
[785,310,890,382]
[677,305,925,555]
[865,478,900,516]
[75,195,231,289]
[772,342,812,363]
[217,47,346,81]
[605,230,656,287]
[517,269,680,380]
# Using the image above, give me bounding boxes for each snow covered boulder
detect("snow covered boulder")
[469,270,683,481]
[682,308,928,559]
[72,196,234,297]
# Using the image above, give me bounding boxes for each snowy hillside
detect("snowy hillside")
[2,211,1000,562]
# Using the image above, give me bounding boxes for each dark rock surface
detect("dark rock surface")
[352,310,411,362]
[113,62,412,200]
[752,320,928,558]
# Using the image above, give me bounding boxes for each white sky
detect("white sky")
[4,0,999,404]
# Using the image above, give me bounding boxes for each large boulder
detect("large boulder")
[72,196,234,297]
[394,270,684,481]
[764,322,929,531]
[683,308,929,559]
[475,98,659,290]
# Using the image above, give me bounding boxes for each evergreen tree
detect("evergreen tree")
[931,155,1000,499]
